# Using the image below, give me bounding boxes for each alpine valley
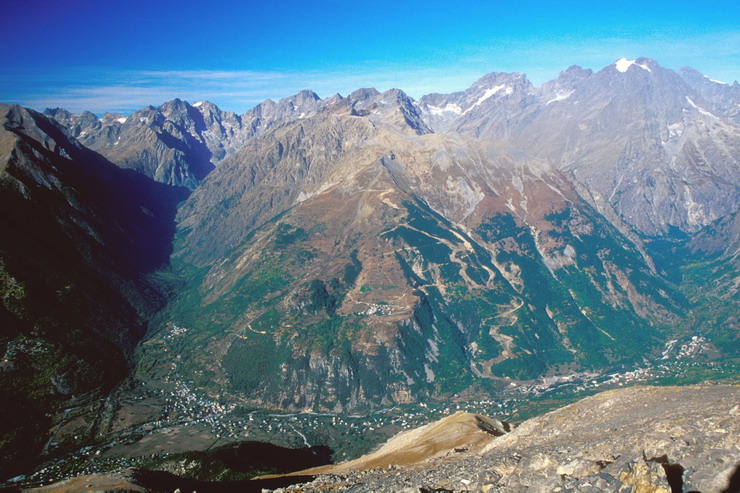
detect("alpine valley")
[1,58,738,489]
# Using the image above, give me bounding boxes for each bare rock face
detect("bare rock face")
[280,385,739,492]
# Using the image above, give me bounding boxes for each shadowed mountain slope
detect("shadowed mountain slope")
[0,104,186,478]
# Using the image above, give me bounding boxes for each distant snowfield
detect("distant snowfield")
[546,89,575,105]
[426,103,463,116]
[463,85,513,115]
[705,75,728,85]
[685,96,718,119]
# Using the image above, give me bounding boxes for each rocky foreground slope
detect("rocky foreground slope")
[25,384,739,492]
[280,384,739,493]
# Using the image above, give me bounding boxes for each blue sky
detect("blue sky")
[1,0,738,114]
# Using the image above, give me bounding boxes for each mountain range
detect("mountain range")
[1,57,738,481]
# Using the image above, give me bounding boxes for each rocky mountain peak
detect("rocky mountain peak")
[245,90,322,122]
[562,64,592,76]
[420,71,522,112]
[156,98,199,132]
[42,107,102,138]
[158,97,189,115]
[414,59,739,236]
[348,87,382,102]
[289,89,321,105]
[130,105,166,126]
[360,88,412,107]
[347,87,431,134]
[635,56,661,69]
[554,65,593,85]
[324,93,344,104]
[42,106,72,121]
[678,65,739,90]
[276,90,322,116]
[100,112,127,126]
[191,100,224,118]
[459,72,532,106]
[538,66,592,103]
[609,56,659,74]
[6,104,83,158]
[474,70,532,89]
[418,71,535,136]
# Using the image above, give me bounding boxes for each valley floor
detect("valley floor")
[9,334,737,491]
[18,384,740,493]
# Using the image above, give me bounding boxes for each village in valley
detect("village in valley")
[15,322,732,488]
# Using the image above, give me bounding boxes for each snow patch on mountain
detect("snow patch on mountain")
[427,103,463,116]
[614,58,651,73]
[462,85,511,115]
[685,97,718,119]
[705,75,728,85]
[546,90,575,105]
